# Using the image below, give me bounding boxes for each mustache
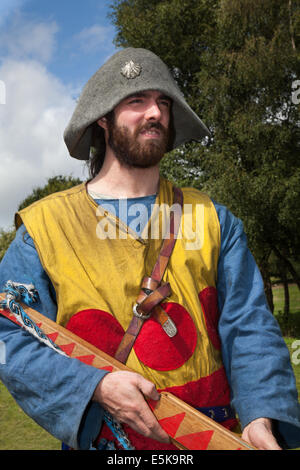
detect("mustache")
[137,121,167,134]
[143,121,164,129]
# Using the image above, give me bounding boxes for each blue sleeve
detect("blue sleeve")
[214,201,300,448]
[0,225,108,449]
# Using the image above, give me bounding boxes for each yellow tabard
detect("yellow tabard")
[16,178,227,397]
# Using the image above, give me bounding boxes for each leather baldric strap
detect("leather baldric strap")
[114,186,184,364]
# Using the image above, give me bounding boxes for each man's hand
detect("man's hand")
[242,417,282,450]
[93,370,170,444]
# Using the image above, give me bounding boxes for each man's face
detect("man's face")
[99,90,172,168]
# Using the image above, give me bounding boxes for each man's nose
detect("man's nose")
[144,101,162,121]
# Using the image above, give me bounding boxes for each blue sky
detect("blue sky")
[1,0,118,87]
[27,0,117,86]
[0,0,119,229]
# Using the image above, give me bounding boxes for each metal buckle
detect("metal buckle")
[133,303,151,320]
[162,318,177,337]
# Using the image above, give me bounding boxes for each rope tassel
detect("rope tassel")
[0,281,64,355]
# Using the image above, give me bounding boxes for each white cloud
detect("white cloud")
[0,59,88,230]
[0,14,90,230]
[75,24,115,53]
[0,16,59,63]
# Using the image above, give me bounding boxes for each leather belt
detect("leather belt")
[114,186,183,364]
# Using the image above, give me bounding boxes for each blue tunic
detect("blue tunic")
[0,195,299,449]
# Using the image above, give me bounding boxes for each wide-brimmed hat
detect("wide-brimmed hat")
[64,47,210,160]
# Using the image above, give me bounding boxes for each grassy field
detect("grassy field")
[0,284,299,450]
[273,284,300,395]
[273,284,300,337]
[273,284,300,316]
[0,382,61,450]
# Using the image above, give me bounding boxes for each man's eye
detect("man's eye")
[129,98,143,104]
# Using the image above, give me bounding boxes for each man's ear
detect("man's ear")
[97,117,108,130]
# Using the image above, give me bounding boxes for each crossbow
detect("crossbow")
[0,282,255,451]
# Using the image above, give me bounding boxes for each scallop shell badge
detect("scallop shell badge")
[121,60,142,79]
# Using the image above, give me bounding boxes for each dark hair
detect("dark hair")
[87,111,114,178]
[87,107,175,179]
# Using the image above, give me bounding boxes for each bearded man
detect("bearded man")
[0,48,299,451]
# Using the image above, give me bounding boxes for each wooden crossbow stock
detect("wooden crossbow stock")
[0,293,255,451]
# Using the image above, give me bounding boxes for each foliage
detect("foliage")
[0,175,82,262]
[18,175,83,211]
[109,0,300,313]
[0,229,16,262]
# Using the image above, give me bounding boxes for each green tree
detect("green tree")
[18,175,82,211]
[109,0,300,313]
[0,175,82,261]
[0,229,16,262]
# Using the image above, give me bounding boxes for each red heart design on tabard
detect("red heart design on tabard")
[134,302,198,371]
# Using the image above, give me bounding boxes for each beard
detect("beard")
[107,119,171,169]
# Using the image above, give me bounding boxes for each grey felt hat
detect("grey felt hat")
[64,47,210,160]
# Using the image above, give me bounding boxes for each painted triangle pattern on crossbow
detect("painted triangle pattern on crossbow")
[44,326,115,370]
[1,309,19,325]
[158,412,186,438]
[101,365,114,372]
[59,342,76,356]
[47,332,59,342]
[176,430,214,450]
[75,354,96,365]
[74,354,114,371]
